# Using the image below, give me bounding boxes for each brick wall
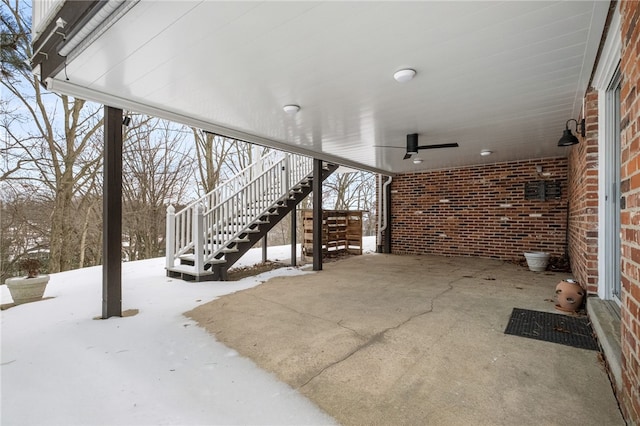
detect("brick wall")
[619,0,640,421]
[567,88,600,294]
[390,158,568,260]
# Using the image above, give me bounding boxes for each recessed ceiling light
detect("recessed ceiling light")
[480,149,492,156]
[393,68,416,83]
[283,104,300,114]
[413,158,423,164]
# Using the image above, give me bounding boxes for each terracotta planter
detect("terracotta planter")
[555,279,585,312]
[524,252,550,272]
[5,275,50,305]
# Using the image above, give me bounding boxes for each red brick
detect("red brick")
[616,1,640,423]
[389,158,568,260]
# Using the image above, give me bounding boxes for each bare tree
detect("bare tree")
[192,130,243,195]
[323,170,377,235]
[76,191,102,267]
[193,130,229,195]
[0,184,52,282]
[1,0,104,272]
[123,117,194,260]
[223,140,268,177]
[192,130,271,196]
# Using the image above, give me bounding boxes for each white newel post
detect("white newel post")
[166,205,175,269]
[193,203,205,273]
[252,145,263,179]
[282,154,291,195]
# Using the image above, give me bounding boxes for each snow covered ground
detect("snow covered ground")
[1,237,376,425]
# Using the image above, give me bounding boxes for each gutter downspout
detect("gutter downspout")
[377,174,382,252]
[377,175,392,253]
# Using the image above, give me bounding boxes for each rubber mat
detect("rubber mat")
[504,308,598,351]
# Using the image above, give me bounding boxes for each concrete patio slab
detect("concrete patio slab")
[187,253,624,425]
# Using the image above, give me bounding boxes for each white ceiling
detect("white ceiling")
[46,1,609,174]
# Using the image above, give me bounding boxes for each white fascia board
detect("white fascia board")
[45,77,388,176]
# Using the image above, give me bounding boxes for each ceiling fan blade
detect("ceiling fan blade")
[382,134,458,160]
[417,142,459,150]
[374,145,404,149]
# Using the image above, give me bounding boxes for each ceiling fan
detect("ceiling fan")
[402,133,459,160]
[377,134,459,160]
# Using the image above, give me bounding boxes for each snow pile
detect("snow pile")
[1,237,376,425]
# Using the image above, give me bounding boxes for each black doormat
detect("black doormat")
[504,308,599,351]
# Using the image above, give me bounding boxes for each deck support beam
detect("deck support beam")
[291,206,297,266]
[313,159,323,271]
[102,106,123,319]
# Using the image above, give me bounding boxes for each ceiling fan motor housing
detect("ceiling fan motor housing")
[407,133,419,154]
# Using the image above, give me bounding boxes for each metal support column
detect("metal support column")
[102,106,123,318]
[290,206,297,266]
[262,234,267,263]
[312,159,323,271]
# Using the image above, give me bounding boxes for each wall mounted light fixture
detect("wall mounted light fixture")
[558,118,585,147]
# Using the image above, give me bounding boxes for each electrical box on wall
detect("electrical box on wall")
[524,180,562,201]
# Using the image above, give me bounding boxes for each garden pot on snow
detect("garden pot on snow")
[5,275,50,305]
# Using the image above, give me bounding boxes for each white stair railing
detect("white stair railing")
[186,150,281,216]
[166,152,313,275]
[166,150,280,263]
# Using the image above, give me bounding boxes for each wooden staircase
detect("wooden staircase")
[165,152,337,281]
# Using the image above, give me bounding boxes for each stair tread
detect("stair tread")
[243,228,261,233]
[178,254,227,264]
[166,264,219,276]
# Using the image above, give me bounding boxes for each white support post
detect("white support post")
[193,203,205,274]
[166,205,176,269]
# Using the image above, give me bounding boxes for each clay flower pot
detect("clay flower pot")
[555,279,585,312]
